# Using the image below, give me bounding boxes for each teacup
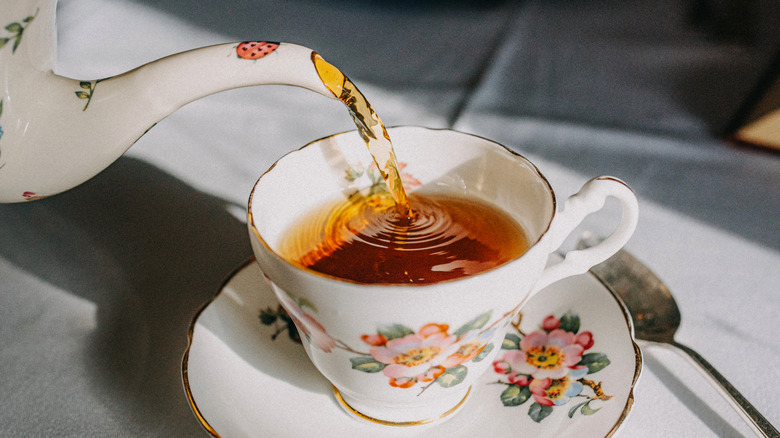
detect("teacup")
[247,126,638,426]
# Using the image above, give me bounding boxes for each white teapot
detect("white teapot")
[0,0,338,202]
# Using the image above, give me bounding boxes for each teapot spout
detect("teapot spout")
[101,42,338,126]
[0,42,339,202]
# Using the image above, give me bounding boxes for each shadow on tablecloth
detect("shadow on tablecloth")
[0,156,251,434]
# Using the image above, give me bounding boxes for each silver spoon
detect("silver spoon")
[578,233,779,437]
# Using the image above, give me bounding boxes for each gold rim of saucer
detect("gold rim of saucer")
[182,258,641,436]
[332,385,472,427]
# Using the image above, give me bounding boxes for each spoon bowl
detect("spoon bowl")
[578,233,778,437]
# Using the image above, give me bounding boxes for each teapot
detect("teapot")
[0,0,339,203]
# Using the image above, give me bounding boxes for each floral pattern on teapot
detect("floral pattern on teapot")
[0,2,346,204]
[235,41,279,60]
[75,80,103,111]
[1,10,38,172]
[0,9,37,54]
[0,100,5,170]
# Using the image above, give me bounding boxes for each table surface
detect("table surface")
[2,0,779,436]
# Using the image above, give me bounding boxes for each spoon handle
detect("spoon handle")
[671,341,779,437]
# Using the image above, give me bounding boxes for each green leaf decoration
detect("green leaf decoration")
[12,36,22,53]
[581,400,602,415]
[558,311,580,333]
[0,99,4,117]
[568,400,589,418]
[377,324,414,340]
[436,365,468,388]
[501,333,522,350]
[366,167,383,185]
[0,38,8,49]
[258,308,278,325]
[5,23,22,33]
[454,311,492,338]
[473,342,494,362]
[286,326,301,343]
[294,296,317,313]
[500,384,531,406]
[579,352,611,374]
[75,91,89,99]
[80,81,92,89]
[344,167,363,182]
[350,356,386,373]
[528,402,554,423]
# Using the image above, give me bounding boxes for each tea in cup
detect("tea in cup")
[278,190,532,284]
[247,126,638,426]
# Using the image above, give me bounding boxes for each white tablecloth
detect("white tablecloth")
[2,0,779,436]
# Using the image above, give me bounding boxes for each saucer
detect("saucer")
[182,257,641,437]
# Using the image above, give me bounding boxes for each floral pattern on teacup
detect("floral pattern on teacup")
[273,290,337,353]
[257,163,489,395]
[351,315,496,394]
[260,292,509,396]
[345,161,421,197]
[491,312,612,423]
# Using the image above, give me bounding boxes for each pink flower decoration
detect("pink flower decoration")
[276,293,336,353]
[440,339,488,369]
[493,350,533,385]
[418,365,446,383]
[361,333,388,346]
[419,323,449,337]
[299,314,336,353]
[575,331,594,350]
[490,311,610,419]
[396,162,422,188]
[493,358,511,375]
[530,375,585,406]
[513,329,585,380]
[389,376,416,388]
[508,371,531,386]
[530,378,555,406]
[542,315,560,331]
[370,330,458,381]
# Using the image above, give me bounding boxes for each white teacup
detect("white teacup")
[247,126,638,426]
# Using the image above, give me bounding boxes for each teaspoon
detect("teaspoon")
[578,233,779,437]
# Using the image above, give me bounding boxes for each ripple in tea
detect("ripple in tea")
[278,191,530,284]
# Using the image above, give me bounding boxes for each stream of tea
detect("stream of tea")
[280,53,530,284]
[312,53,411,217]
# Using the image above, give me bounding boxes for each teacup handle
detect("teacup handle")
[531,176,639,295]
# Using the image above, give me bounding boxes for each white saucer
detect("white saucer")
[183,257,641,437]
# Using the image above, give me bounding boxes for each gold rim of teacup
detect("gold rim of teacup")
[247,126,557,288]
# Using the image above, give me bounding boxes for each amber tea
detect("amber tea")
[287,53,530,283]
[278,190,530,284]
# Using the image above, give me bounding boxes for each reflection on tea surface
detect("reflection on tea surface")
[278,191,530,284]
